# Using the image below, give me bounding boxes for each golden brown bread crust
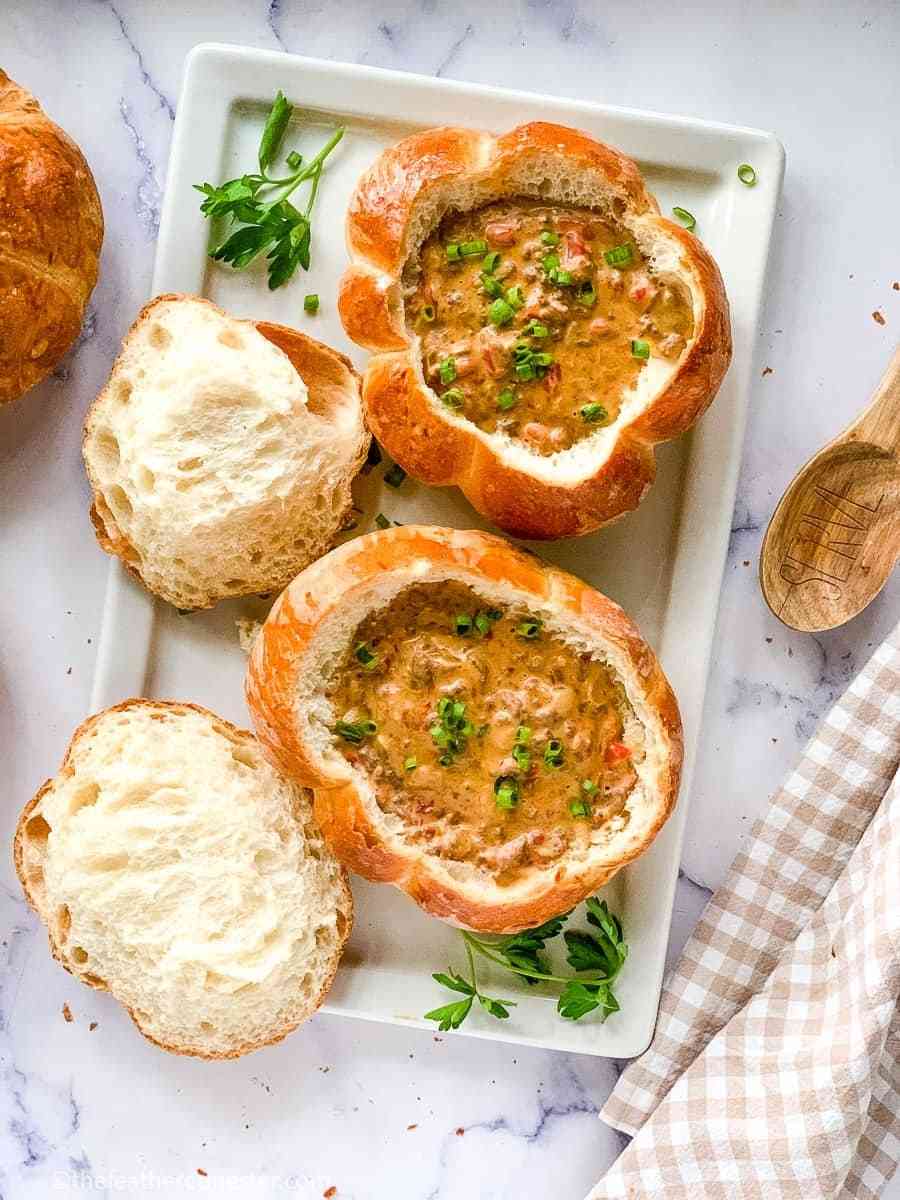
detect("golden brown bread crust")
[83,293,367,610]
[246,525,683,933]
[339,120,732,540]
[14,698,353,1060]
[0,69,103,405]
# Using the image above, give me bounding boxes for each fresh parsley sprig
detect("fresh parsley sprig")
[425,897,627,1029]
[194,90,344,290]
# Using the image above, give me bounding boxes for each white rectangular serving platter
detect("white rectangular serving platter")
[91,43,784,1057]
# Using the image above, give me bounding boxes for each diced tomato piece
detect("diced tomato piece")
[485,220,519,246]
[605,740,631,762]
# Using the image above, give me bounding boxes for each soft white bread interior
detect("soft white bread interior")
[83,294,369,610]
[15,701,352,1059]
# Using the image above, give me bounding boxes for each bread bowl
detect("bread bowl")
[338,121,731,539]
[246,525,682,933]
[83,294,369,610]
[0,69,103,405]
[15,700,352,1059]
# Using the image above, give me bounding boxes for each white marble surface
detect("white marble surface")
[1,2,899,1197]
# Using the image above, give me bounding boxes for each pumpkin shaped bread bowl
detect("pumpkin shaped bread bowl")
[338,122,731,540]
[0,69,103,405]
[246,525,682,934]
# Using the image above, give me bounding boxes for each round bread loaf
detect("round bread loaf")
[0,69,103,405]
[15,700,353,1059]
[83,294,370,610]
[246,525,682,934]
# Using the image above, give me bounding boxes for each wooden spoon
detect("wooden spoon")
[760,346,900,632]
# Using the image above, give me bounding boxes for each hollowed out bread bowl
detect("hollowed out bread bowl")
[339,121,731,540]
[83,294,370,610]
[246,526,682,934]
[14,700,352,1059]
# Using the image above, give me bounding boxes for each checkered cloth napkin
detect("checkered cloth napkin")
[591,621,900,1200]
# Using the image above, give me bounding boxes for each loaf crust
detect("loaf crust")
[0,69,103,405]
[246,526,683,933]
[339,121,732,539]
[14,699,353,1059]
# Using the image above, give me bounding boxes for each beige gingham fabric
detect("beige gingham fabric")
[592,622,900,1199]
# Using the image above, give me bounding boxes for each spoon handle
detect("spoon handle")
[851,345,900,451]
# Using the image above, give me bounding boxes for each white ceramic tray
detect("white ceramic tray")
[90,43,784,1057]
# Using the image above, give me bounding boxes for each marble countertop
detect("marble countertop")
[2,2,899,1196]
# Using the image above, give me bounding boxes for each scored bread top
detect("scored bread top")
[246,526,682,933]
[338,121,731,540]
[15,701,352,1059]
[83,295,369,610]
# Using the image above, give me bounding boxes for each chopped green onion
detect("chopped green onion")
[505,285,525,310]
[531,351,553,367]
[481,272,503,298]
[488,298,515,326]
[460,238,488,256]
[354,642,379,671]
[438,357,457,385]
[580,403,608,424]
[523,320,549,338]
[384,463,406,488]
[455,613,473,636]
[515,725,532,744]
[474,611,493,636]
[544,738,565,769]
[672,206,696,232]
[737,163,757,186]
[404,756,418,772]
[541,230,560,246]
[582,779,598,794]
[285,150,303,171]
[432,697,473,764]
[631,339,651,360]
[512,743,531,772]
[441,387,465,408]
[515,361,536,381]
[576,282,596,307]
[303,293,320,314]
[494,775,520,810]
[497,388,517,411]
[569,797,591,818]
[604,244,633,268]
[374,512,391,530]
[421,304,436,322]
[445,243,462,261]
[335,719,376,744]
[550,268,573,286]
[516,618,542,640]
[542,252,560,273]
[482,251,501,273]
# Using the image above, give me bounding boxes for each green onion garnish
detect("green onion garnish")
[540,230,560,246]
[631,339,651,360]
[576,282,596,307]
[455,613,473,636]
[432,697,473,764]
[737,163,757,186]
[439,357,457,385]
[335,719,376,744]
[421,304,436,322]
[672,206,696,232]
[515,725,532,744]
[303,293,320,314]
[582,779,598,794]
[374,512,391,530]
[551,268,573,286]
[580,403,608,424]
[523,320,549,338]
[531,352,553,368]
[497,388,517,411]
[542,252,560,273]
[404,756,418,772]
[460,239,488,256]
[441,387,465,409]
[512,743,531,772]
[481,273,503,298]
[445,243,462,261]
[488,298,515,326]
[515,362,536,381]
[494,775,520,810]
[285,150,303,171]
[482,251,501,273]
[516,618,542,640]
[604,244,633,268]
[474,611,492,636]
[505,285,525,310]
[544,739,565,769]
[569,797,591,818]
[384,463,406,488]
[354,642,379,671]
